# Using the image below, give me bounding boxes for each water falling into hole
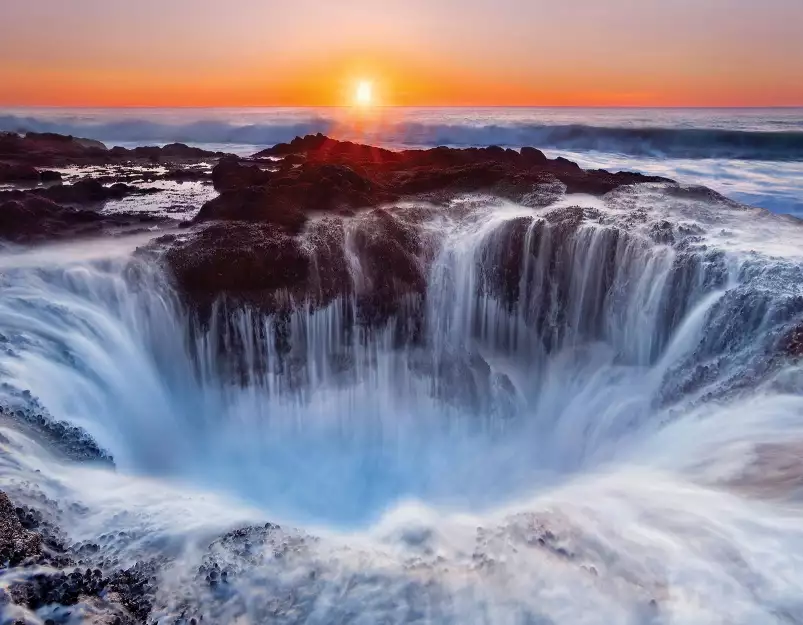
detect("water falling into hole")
[4,190,803,622]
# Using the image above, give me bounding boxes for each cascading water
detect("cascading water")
[4,186,803,623]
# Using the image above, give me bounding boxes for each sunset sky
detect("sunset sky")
[1,0,802,107]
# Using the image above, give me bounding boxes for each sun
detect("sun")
[354,80,373,106]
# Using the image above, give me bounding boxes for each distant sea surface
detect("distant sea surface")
[2,107,803,214]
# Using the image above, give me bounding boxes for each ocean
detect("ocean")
[6,106,803,622]
[2,106,803,214]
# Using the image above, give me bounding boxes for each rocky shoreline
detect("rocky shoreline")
[0,130,681,622]
[0,129,673,317]
[10,130,791,624]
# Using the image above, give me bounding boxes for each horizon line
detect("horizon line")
[2,104,803,110]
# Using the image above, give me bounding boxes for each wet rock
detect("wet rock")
[0,196,101,242]
[0,131,108,166]
[196,185,308,233]
[0,491,42,566]
[780,323,803,358]
[158,135,674,351]
[211,156,273,191]
[1,131,231,169]
[650,220,676,245]
[0,397,114,464]
[0,164,61,184]
[519,146,549,165]
[0,194,166,244]
[38,169,63,183]
[477,216,535,307]
[304,217,351,303]
[0,487,157,623]
[666,183,741,206]
[348,208,426,325]
[163,222,311,312]
[0,179,162,207]
[201,161,395,228]
[0,163,40,182]
[254,134,668,202]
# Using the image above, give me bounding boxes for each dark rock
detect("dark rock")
[520,146,549,165]
[0,194,167,244]
[253,134,668,202]
[0,162,39,182]
[477,216,535,307]
[349,209,426,324]
[0,132,108,166]
[164,167,210,181]
[38,170,63,183]
[163,222,311,311]
[202,160,394,227]
[160,142,221,158]
[0,131,231,169]
[0,491,42,566]
[211,156,273,192]
[158,135,672,330]
[0,179,161,207]
[196,186,308,233]
[0,196,102,242]
[780,324,803,358]
[0,398,114,464]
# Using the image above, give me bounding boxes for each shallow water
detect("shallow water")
[3,106,803,214]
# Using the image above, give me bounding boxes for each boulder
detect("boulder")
[39,169,63,182]
[200,161,394,230]
[0,195,166,243]
[163,222,312,310]
[0,491,42,566]
[211,156,273,191]
[0,179,162,206]
[520,146,549,165]
[0,162,39,182]
[196,186,309,234]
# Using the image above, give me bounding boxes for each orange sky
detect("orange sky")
[1,0,802,107]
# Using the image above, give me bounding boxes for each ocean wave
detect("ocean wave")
[2,113,803,160]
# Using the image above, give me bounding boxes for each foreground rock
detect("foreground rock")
[0,490,155,624]
[0,491,42,567]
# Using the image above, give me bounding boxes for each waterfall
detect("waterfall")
[3,192,803,623]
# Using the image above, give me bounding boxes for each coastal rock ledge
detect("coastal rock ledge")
[161,133,670,315]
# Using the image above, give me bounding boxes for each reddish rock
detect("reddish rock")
[0,195,166,244]
[160,134,671,318]
[0,162,40,182]
[39,170,63,183]
[0,179,162,206]
[520,146,549,165]
[211,156,273,191]
[252,134,668,200]
[163,222,311,310]
[200,161,396,229]
[0,196,99,243]
[196,186,309,233]
[348,208,426,323]
[0,131,232,167]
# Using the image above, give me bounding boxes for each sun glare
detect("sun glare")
[355,80,373,106]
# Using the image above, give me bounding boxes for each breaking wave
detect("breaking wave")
[3,112,803,160]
